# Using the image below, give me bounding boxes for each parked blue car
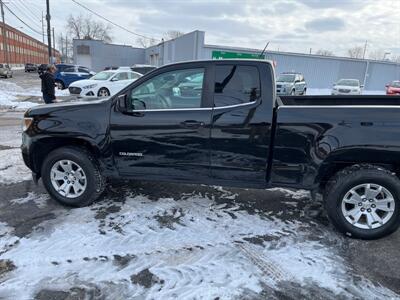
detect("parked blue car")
[54,64,95,89]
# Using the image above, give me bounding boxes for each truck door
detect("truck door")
[210,62,274,187]
[110,63,213,181]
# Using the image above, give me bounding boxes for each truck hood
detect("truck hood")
[276,81,293,85]
[25,97,111,117]
[333,85,360,90]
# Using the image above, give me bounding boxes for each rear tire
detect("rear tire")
[41,147,105,207]
[324,164,400,239]
[55,80,65,90]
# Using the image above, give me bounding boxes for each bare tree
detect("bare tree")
[315,49,334,56]
[136,37,158,48]
[164,30,184,40]
[347,46,364,59]
[136,30,185,48]
[368,49,386,61]
[66,14,112,42]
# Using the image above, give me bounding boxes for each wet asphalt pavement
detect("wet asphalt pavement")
[0,73,399,299]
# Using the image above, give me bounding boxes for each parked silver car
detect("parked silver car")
[276,72,307,96]
[0,64,13,78]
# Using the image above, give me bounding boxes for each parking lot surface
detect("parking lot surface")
[0,72,399,299]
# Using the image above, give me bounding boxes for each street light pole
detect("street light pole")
[0,0,9,65]
[46,0,52,63]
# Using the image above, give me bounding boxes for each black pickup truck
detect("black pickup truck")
[21,59,400,239]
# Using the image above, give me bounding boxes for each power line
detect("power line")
[16,0,42,20]
[9,1,42,31]
[3,2,46,36]
[70,0,158,41]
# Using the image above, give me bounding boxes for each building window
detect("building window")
[77,45,90,55]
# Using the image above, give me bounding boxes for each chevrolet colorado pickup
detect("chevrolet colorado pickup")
[21,60,400,239]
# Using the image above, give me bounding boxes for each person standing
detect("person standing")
[40,65,57,104]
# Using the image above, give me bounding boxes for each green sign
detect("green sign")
[211,50,265,60]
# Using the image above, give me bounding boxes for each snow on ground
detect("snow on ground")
[0,79,69,111]
[0,148,31,185]
[0,191,397,300]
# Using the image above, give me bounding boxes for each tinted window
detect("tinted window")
[63,66,75,72]
[78,67,90,73]
[128,72,141,80]
[132,67,156,74]
[130,68,204,110]
[214,65,261,107]
[115,72,129,80]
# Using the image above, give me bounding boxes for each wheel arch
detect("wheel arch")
[32,137,101,178]
[315,148,400,190]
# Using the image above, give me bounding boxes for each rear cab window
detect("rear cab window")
[214,65,261,107]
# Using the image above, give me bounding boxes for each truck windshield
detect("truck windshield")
[277,74,295,82]
[337,79,359,86]
[91,71,115,80]
[391,81,400,88]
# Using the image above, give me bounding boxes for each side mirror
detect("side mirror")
[111,77,119,82]
[360,85,364,88]
[117,94,127,111]
[132,98,146,110]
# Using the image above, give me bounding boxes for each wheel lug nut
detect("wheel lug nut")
[367,208,372,212]
[361,208,365,212]
[67,181,70,184]
[372,204,376,208]
[369,199,373,202]
[64,176,67,179]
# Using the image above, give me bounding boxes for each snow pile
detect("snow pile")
[0,148,31,185]
[0,192,397,299]
[0,80,69,111]
[0,125,31,185]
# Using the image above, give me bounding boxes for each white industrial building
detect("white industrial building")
[74,30,400,90]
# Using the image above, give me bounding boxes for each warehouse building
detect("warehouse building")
[74,30,400,90]
[0,22,60,67]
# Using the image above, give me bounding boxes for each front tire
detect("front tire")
[98,87,110,97]
[324,165,400,239]
[41,147,105,207]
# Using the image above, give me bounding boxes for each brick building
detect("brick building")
[0,22,60,66]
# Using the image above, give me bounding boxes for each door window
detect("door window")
[114,72,129,81]
[128,72,141,80]
[78,67,90,74]
[214,65,261,107]
[63,66,75,73]
[129,68,204,110]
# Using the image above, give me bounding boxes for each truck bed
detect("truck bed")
[279,95,400,106]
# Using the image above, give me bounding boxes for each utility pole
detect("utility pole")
[65,34,68,63]
[41,11,45,44]
[362,40,368,59]
[0,0,9,65]
[52,27,55,60]
[46,0,51,63]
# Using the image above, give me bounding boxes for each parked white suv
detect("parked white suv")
[332,79,363,95]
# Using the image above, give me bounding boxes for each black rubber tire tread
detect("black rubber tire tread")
[97,87,110,97]
[55,80,65,90]
[324,164,400,239]
[41,146,105,207]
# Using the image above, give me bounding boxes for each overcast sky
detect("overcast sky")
[6,0,400,58]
